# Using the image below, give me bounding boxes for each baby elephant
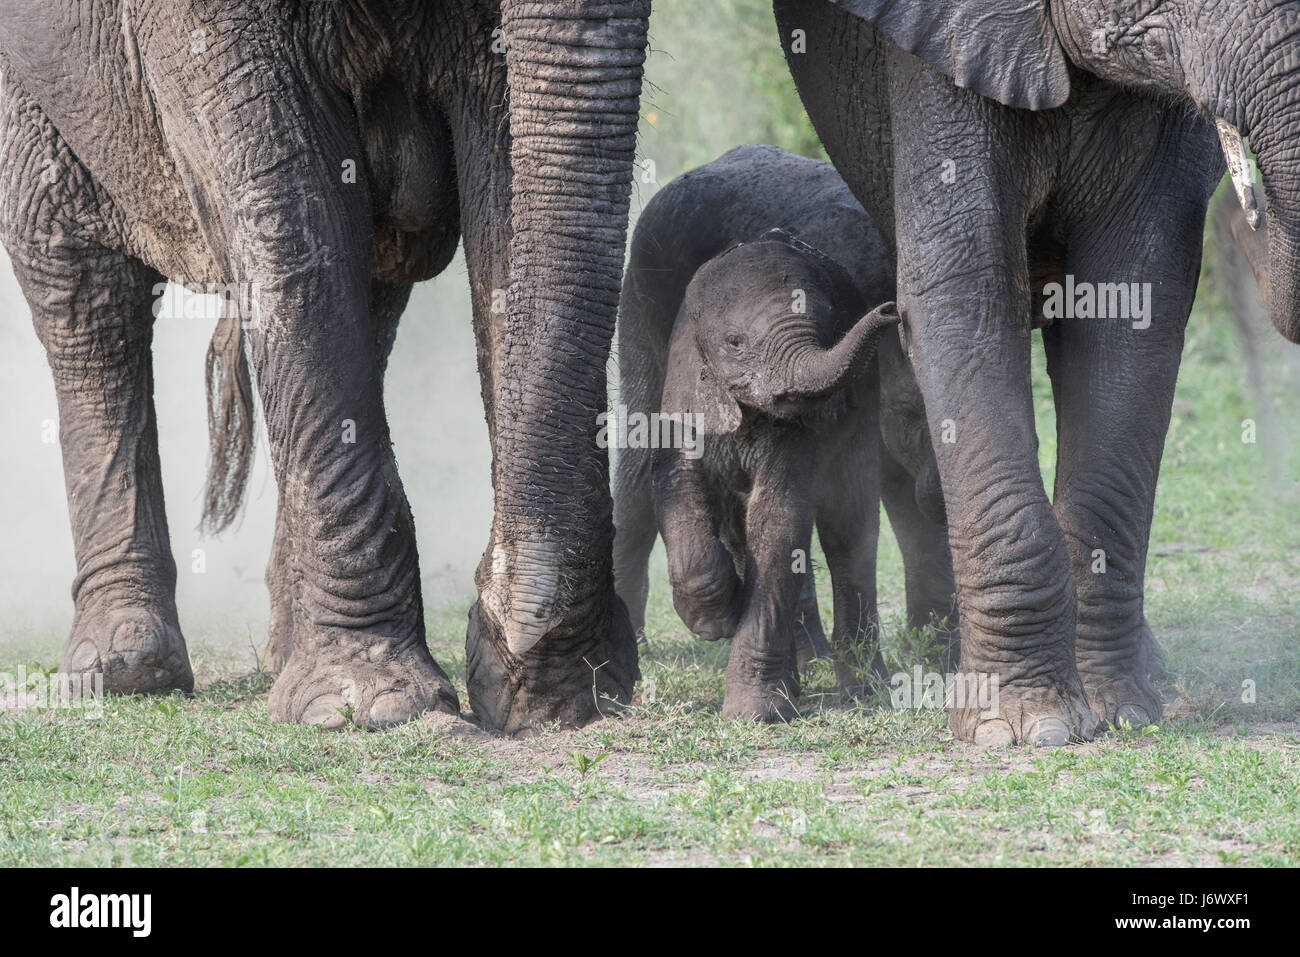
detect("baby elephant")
[614,145,958,721]
[654,233,898,720]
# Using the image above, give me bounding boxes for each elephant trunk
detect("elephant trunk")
[1261,175,1300,343]
[1206,9,1300,344]
[783,302,899,398]
[1237,86,1300,343]
[482,0,650,657]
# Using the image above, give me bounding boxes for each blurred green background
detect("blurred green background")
[638,0,825,181]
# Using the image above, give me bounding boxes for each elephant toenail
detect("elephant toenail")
[362,691,421,729]
[66,640,101,673]
[973,718,1015,747]
[1028,718,1071,747]
[301,694,349,730]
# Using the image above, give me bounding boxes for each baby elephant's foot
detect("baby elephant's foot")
[832,632,888,702]
[723,645,800,723]
[269,632,459,730]
[951,670,1096,747]
[794,624,832,674]
[62,605,194,695]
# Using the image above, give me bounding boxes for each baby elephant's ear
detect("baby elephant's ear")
[694,363,743,436]
[836,0,1070,111]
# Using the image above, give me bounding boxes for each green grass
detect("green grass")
[3,228,1299,867]
[1,656,1297,866]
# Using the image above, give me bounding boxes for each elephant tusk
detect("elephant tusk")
[1216,118,1264,231]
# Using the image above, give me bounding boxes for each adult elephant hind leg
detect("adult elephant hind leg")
[261,270,459,730]
[135,44,460,729]
[27,251,191,695]
[1046,153,1211,732]
[3,179,190,694]
[890,76,1092,747]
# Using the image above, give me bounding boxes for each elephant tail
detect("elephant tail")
[200,299,256,535]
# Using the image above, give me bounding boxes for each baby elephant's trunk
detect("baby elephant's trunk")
[787,302,899,397]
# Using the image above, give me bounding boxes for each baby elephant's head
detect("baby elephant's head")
[687,229,898,431]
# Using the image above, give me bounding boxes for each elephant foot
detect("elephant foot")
[1077,623,1166,733]
[62,605,194,696]
[465,592,639,735]
[268,633,458,730]
[794,620,832,674]
[831,629,888,702]
[723,644,800,722]
[951,671,1096,747]
[1080,671,1163,735]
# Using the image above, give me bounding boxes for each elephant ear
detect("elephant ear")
[836,0,1070,110]
[662,308,743,438]
[692,361,743,436]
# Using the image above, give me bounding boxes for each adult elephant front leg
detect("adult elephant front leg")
[1045,118,1218,731]
[891,67,1093,746]
[452,1,649,733]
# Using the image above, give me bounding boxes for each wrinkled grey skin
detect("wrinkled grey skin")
[613,146,959,705]
[775,0,1300,745]
[647,231,899,720]
[0,0,649,732]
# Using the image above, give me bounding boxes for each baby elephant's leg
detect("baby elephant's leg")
[818,444,887,700]
[793,571,831,672]
[722,472,815,722]
[654,453,743,640]
[879,449,959,670]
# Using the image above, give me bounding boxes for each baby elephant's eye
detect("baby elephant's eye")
[726,334,745,350]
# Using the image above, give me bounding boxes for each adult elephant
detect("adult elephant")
[0,0,648,732]
[773,0,1300,744]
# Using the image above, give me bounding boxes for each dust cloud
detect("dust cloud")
[0,251,493,654]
